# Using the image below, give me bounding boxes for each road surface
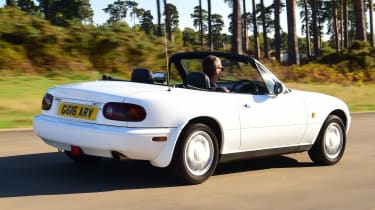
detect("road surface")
[0,113,374,210]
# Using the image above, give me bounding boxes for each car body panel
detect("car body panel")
[33,115,177,166]
[236,91,308,150]
[294,89,351,144]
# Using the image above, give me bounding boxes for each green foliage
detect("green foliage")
[211,14,225,34]
[52,0,94,26]
[166,3,179,30]
[37,0,93,26]
[191,5,208,32]
[140,10,154,35]
[182,27,199,46]
[0,8,172,76]
[262,41,375,84]
[317,41,375,82]
[0,7,374,85]
[103,0,132,24]
[0,8,69,72]
[17,0,38,15]
[6,0,17,7]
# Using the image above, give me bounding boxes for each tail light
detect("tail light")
[103,102,146,122]
[42,93,53,110]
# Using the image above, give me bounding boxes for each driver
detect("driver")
[202,55,229,92]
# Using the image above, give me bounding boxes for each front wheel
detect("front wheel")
[308,115,346,165]
[171,123,219,185]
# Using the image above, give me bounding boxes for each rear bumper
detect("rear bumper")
[33,115,180,167]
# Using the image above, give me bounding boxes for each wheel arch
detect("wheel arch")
[184,117,223,154]
[308,112,347,165]
[168,116,222,184]
[150,116,223,168]
[328,109,348,130]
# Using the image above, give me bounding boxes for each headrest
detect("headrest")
[186,72,211,90]
[131,68,153,84]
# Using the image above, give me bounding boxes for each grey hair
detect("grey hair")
[202,55,221,78]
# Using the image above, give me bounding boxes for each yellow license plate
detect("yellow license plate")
[57,103,99,121]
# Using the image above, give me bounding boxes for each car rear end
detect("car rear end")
[33,81,180,167]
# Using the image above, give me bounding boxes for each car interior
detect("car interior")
[101,53,270,95]
[170,57,269,95]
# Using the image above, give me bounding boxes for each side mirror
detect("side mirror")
[153,72,166,84]
[274,82,283,95]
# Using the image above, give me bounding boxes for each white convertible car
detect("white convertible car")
[33,52,351,184]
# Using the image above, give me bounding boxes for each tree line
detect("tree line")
[5,0,93,26]
[3,0,375,66]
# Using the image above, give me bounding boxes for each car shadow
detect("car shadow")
[0,152,315,198]
[0,152,177,198]
[215,155,316,176]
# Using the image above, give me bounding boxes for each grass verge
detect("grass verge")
[286,83,375,112]
[0,73,99,129]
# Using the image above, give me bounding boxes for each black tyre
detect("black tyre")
[65,151,102,163]
[308,115,346,165]
[171,123,219,185]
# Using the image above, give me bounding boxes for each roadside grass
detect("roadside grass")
[286,83,375,112]
[0,73,99,129]
[0,74,374,129]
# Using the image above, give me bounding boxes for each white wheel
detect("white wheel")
[323,122,344,160]
[184,130,215,176]
[171,123,219,184]
[309,115,346,165]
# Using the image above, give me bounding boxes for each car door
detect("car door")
[238,92,307,150]
[238,63,308,151]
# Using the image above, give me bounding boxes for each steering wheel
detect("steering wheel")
[230,79,259,94]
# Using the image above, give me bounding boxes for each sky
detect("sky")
[0,0,296,35]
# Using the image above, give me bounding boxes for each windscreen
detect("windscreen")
[169,56,264,86]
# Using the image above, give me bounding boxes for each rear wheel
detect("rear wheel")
[308,115,346,165]
[171,123,219,185]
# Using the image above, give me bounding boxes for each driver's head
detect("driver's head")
[202,55,223,79]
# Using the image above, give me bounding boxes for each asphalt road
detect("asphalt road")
[0,113,374,210]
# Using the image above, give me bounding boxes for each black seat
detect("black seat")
[185,72,211,90]
[131,68,153,84]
